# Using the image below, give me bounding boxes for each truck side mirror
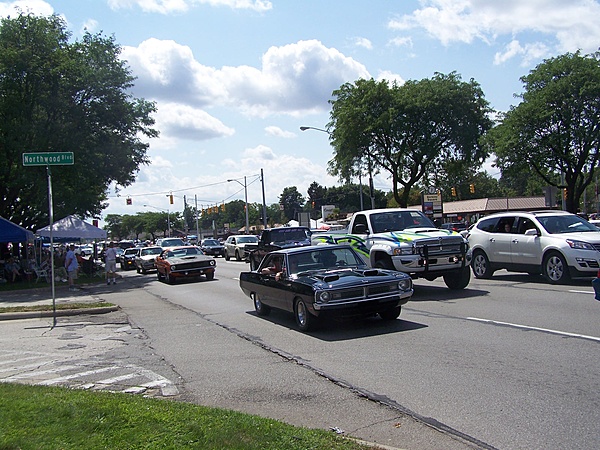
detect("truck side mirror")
[354,224,368,234]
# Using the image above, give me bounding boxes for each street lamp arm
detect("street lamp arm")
[300,126,330,135]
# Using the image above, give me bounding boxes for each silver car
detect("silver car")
[468,210,600,283]
[223,235,259,261]
[134,246,163,274]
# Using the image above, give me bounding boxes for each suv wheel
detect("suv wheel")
[543,251,570,284]
[471,250,494,278]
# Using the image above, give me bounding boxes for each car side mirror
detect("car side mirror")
[524,228,539,236]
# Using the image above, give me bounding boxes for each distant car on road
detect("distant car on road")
[156,238,186,249]
[239,245,414,332]
[121,247,140,270]
[135,246,163,274]
[441,222,467,233]
[155,246,216,284]
[200,238,226,257]
[223,235,259,261]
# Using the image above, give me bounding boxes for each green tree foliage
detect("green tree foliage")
[327,74,493,208]
[490,51,600,213]
[0,14,157,229]
[279,186,304,221]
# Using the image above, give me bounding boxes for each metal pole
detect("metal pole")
[244,176,250,234]
[261,168,267,229]
[46,165,56,328]
[195,195,200,241]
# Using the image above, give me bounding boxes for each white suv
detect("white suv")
[468,210,600,283]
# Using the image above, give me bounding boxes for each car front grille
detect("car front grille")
[172,261,213,272]
[329,282,400,303]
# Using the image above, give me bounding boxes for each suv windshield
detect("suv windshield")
[537,214,599,234]
[371,211,435,233]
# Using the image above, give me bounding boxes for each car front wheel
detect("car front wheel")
[543,251,570,284]
[294,298,316,332]
[205,271,215,281]
[471,250,494,278]
[253,293,271,316]
[225,251,230,261]
[235,250,242,261]
[379,306,401,320]
[444,266,471,290]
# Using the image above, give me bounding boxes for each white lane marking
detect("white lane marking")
[466,317,600,343]
[569,289,594,294]
[0,365,79,381]
[39,366,120,385]
[96,372,140,384]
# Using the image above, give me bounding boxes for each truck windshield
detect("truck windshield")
[371,211,435,233]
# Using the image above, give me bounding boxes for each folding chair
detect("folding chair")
[34,267,50,283]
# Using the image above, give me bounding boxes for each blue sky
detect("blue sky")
[4,0,600,224]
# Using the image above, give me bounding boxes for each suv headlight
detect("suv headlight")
[566,239,595,250]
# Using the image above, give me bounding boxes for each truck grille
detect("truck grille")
[415,237,466,256]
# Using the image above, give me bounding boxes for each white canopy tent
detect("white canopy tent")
[36,215,107,240]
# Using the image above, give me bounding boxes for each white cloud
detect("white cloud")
[494,40,550,66]
[388,36,413,48]
[0,0,53,17]
[122,38,371,118]
[155,102,235,140]
[107,0,272,14]
[80,19,98,34]
[389,0,600,63]
[353,37,373,50]
[264,126,296,138]
[376,70,405,86]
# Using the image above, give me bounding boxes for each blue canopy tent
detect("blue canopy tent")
[0,216,34,243]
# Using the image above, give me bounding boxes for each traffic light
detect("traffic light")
[312,201,315,208]
[221,203,225,212]
[469,184,475,194]
[169,195,174,204]
[126,197,132,205]
[451,187,457,197]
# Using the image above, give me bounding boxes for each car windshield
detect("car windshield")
[141,248,162,256]
[237,236,258,243]
[202,240,220,246]
[537,214,599,234]
[270,229,311,243]
[284,247,366,276]
[169,247,202,257]
[124,249,138,255]
[371,211,435,233]
[160,238,185,247]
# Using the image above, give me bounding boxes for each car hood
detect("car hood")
[552,231,600,242]
[295,267,404,287]
[140,255,158,261]
[166,255,212,264]
[370,228,461,243]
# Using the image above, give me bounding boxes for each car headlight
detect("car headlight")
[317,291,330,303]
[393,246,415,256]
[566,239,595,250]
[171,265,176,270]
[210,260,216,266]
[398,278,412,291]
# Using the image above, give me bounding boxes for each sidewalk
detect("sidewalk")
[0,284,483,450]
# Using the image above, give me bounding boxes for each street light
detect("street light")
[300,125,374,210]
[144,204,170,237]
[227,176,250,234]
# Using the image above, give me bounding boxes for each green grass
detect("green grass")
[0,383,372,450]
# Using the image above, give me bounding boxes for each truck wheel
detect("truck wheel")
[294,298,316,332]
[379,306,401,320]
[374,258,395,271]
[443,266,470,290]
[252,293,271,316]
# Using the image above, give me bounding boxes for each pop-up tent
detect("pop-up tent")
[0,216,34,243]
[36,215,107,240]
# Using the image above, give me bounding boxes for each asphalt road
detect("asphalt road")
[1,261,598,449]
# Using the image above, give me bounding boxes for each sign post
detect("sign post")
[23,152,74,327]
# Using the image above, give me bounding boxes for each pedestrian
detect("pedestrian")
[64,244,79,291]
[104,241,118,285]
[592,269,600,301]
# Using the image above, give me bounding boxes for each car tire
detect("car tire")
[543,251,570,284]
[167,273,176,285]
[471,250,494,278]
[136,266,141,274]
[157,270,163,282]
[141,267,147,275]
[443,266,471,290]
[235,250,242,261]
[205,271,215,281]
[225,251,230,261]
[379,306,401,320]
[294,298,315,332]
[252,293,271,316]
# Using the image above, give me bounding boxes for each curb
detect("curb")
[0,305,120,321]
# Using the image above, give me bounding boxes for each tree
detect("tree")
[279,187,304,221]
[327,74,493,208]
[491,51,600,213]
[0,14,157,230]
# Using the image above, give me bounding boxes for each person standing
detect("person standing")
[104,242,118,285]
[592,269,600,301]
[64,244,79,291]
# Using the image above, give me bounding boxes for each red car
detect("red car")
[155,246,216,284]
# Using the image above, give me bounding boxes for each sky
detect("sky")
[3,0,600,226]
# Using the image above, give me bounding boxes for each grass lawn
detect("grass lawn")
[0,383,372,450]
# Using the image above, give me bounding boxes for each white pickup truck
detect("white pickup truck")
[312,208,471,290]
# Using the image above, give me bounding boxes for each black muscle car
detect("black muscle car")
[239,245,413,331]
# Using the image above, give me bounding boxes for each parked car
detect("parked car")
[200,238,226,257]
[245,226,312,270]
[239,245,414,332]
[121,247,140,270]
[156,238,186,249]
[468,210,600,283]
[134,246,163,274]
[441,222,467,233]
[223,235,259,261]
[155,246,216,284]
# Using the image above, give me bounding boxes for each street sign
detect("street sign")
[22,152,74,166]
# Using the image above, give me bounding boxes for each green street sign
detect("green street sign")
[22,152,74,166]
